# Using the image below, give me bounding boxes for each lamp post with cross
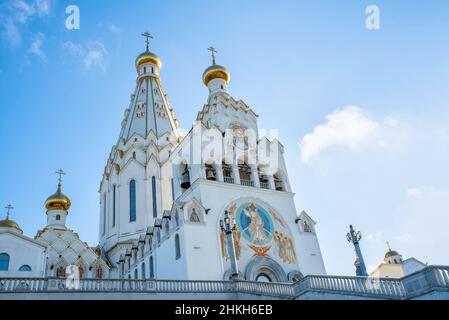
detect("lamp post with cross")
[346,225,368,276]
[220,210,239,281]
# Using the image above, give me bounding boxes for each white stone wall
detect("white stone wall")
[0,231,46,278]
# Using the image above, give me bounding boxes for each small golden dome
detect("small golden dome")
[202,64,230,86]
[45,183,71,212]
[385,250,400,259]
[135,51,161,69]
[0,218,22,232]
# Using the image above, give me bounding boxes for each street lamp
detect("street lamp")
[220,210,239,281]
[346,225,368,277]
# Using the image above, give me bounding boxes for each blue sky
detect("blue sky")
[1,0,449,276]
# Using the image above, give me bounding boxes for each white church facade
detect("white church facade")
[1,37,448,300]
[97,41,326,282]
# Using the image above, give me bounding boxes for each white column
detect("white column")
[200,163,207,179]
[267,174,275,190]
[250,164,260,187]
[232,164,241,185]
[216,164,224,182]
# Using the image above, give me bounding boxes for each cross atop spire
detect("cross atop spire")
[141,32,153,52]
[5,204,13,220]
[55,168,66,186]
[208,46,217,65]
[386,240,392,251]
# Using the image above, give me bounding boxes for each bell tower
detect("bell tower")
[99,34,182,268]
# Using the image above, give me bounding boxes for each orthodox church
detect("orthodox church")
[0,37,325,283]
[0,36,435,291]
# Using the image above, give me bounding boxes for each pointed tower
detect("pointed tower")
[120,32,182,141]
[99,34,182,269]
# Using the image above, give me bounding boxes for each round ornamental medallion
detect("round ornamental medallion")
[235,203,274,246]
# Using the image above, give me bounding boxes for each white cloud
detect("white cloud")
[62,40,109,72]
[406,188,421,198]
[395,233,412,243]
[365,232,383,242]
[0,0,53,47]
[406,186,447,199]
[28,32,45,61]
[2,19,21,46]
[299,106,379,162]
[98,21,122,35]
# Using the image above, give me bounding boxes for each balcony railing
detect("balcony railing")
[240,179,254,187]
[1,266,448,299]
[260,182,270,189]
[223,177,234,184]
[294,274,406,299]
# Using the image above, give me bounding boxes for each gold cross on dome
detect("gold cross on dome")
[55,168,66,185]
[208,46,217,65]
[5,204,13,220]
[141,32,153,52]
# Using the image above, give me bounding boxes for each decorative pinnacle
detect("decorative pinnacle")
[141,32,153,52]
[386,240,392,251]
[208,46,217,65]
[55,168,66,187]
[5,204,13,220]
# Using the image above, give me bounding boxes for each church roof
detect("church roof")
[0,218,22,232]
[36,227,110,270]
[45,183,71,212]
[385,250,400,259]
[119,52,182,143]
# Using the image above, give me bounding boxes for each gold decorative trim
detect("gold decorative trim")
[203,69,230,86]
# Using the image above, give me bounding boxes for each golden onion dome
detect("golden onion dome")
[45,183,71,212]
[385,250,400,259]
[202,64,230,86]
[135,51,161,69]
[0,218,22,232]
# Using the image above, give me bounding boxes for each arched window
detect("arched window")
[129,180,137,222]
[19,265,32,271]
[258,166,269,189]
[256,273,272,283]
[0,253,10,271]
[152,176,157,218]
[222,160,233,183]
[205,163,217,181]
[78,265,85,279]
[175,234,181,260]
[56,214,61,221]
[141,262,146,279]
[56,266,66,277]
[112,185,116,227]
[180,162,191,190]
[171,178,175,201]
[132,152,136,160]
[273,172,284,191]
[96,265,103,279]
[149,256,154,278]
[103,193,107,234]
[134,269,138,279]
[238,161,252,183]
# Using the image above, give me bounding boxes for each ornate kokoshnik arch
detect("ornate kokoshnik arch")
[244,256,287,282]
